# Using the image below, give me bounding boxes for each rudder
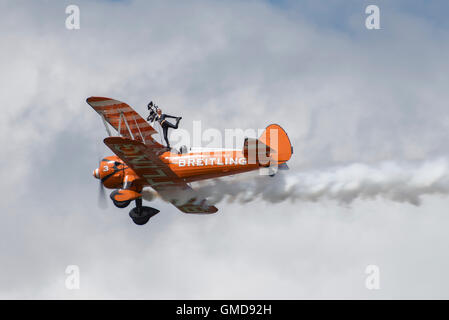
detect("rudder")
[258,124,293,164]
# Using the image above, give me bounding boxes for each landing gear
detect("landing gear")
[110,190,131,208]
[113,199,131,208]
[259,166,277,177]
[129,198,159,225]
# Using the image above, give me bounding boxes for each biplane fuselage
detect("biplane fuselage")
[88,96,292,223]
[96,150,258,191]
[157,149,258,181]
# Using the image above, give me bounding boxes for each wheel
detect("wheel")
[129,206,160,225]
[132,215,150,225]
[110,190,131,208]
[113,199,131,208]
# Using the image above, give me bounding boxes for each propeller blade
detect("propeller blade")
[97,157,108,209]
[98,180,107,209]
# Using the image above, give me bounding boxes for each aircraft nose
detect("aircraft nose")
[93,168,100,179]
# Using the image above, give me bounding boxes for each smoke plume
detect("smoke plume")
[183,159,449,206]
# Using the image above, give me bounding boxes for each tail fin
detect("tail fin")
[258,124,293,164]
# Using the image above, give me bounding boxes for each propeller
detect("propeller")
[98,178,107,209]
[95,158,108,209]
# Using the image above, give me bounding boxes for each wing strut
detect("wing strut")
[116,111,135,140]
[121,112,134,140]
[100,112,112,137]
[117,112,122,136]
[133,115,145,144]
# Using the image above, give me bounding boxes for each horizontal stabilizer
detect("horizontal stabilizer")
[278,163,289,170]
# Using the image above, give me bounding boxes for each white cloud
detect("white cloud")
[1,0,449,299]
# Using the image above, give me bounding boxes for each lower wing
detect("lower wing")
[103,136,218,214]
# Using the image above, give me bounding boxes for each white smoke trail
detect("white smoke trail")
[141,188,159,201]
[185,159,449,206]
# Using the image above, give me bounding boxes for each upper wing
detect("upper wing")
[103,136,218,214]
[86,96,158,144]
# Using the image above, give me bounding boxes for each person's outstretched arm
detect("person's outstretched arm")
[164,114,178,119]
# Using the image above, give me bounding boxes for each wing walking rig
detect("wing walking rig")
[87,97,292,226]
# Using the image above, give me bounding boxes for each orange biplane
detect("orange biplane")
[87,97,293,225]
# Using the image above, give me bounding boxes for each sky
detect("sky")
[1,0,449,299]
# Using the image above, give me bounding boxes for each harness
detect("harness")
[156,115,166,126]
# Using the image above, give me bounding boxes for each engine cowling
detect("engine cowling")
[93,156,126,189]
